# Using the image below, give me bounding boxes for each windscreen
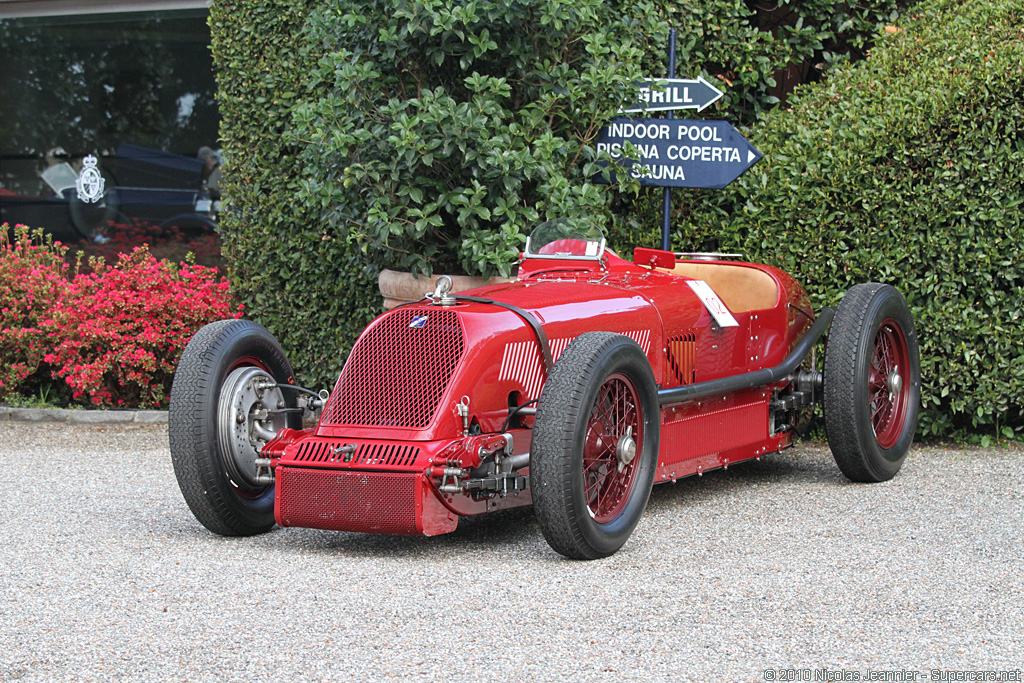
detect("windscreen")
[524,218,606,260]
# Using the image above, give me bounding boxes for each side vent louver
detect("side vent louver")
[667,333,697,386]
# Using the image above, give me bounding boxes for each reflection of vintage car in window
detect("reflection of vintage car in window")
[170,219,921,559]
[0,143,218,243]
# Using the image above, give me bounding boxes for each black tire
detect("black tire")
[532,332,660,559]
[169,319,300,535]
[823,283,921,482]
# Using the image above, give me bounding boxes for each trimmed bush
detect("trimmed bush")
[210,0,381,391]
[212,0,911,390]
[657,0,1024,437]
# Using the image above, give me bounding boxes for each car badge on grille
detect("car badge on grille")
[409,315,428,329]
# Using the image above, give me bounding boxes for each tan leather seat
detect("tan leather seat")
[657,262,779,313]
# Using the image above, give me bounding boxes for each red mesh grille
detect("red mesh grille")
[320,308,465,428]
[291,439,420,468]
[276,467,418,534]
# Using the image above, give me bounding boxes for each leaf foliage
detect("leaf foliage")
[650,0,1024,436]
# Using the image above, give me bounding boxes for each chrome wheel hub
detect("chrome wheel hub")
[616,426,637,473]
[217,366,285,490]
[887,365,902,401]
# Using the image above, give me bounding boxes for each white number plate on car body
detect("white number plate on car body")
[686,280,739,327]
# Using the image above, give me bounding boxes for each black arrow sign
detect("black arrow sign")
[594,118,763,189]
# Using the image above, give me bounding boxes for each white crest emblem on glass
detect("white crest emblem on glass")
[75,155,105,203]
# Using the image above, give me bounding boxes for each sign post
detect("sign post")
[593,30,762,251]
[660,29,677,250]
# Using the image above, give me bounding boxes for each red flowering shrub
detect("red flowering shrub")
[0,225,73,399]
[44,245,242,408]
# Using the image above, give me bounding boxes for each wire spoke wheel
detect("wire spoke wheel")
[824,284,920,483]
[582,374,643,523]
[867,320,911,449]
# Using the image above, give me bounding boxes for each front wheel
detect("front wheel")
[531,332,660,559]
[169,319,300,535]
[823,283,921,482]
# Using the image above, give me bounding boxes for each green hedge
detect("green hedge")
[211,0,380,389]
[212,0,914,391]
[652,0,1024,437]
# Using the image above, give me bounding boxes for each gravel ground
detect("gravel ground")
[0,422,1021,683]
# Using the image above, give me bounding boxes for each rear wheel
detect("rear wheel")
[169,319,300,535]
[532,332,660,559]
[824,284,920,482]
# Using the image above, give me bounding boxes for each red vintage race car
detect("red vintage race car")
[169,219,921,559]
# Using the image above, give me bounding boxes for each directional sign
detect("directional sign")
[622,77,724,113]
[594,117,763,189]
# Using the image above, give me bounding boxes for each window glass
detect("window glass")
[0,9,222,268]
[525,218,607,260]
